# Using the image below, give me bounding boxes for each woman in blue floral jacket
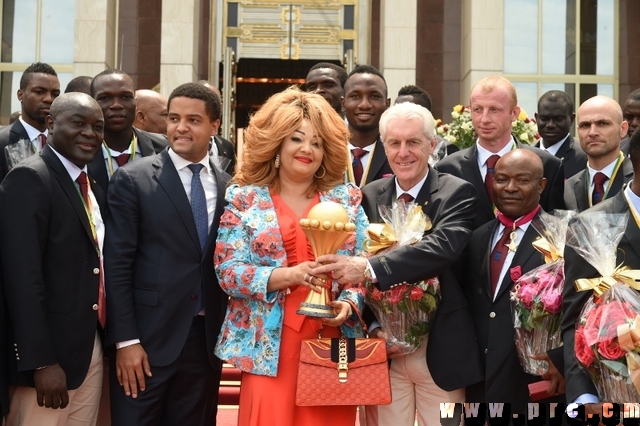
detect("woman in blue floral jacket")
[214,87,369,425]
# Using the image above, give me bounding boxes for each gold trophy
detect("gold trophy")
[297,201,356,318]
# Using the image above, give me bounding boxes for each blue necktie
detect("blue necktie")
[188,163,207,314]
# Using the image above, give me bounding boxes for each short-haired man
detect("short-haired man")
[89,69,167,193]
[311,102,482,426]
[0,92,106,425]
[64,76,93,95]
[0,62,60,181]
[304,62,347,117]
[463,149,564,416]
[342,64,392,187]
[535,90,587,178]
[620,88,640,156]
[104,83,230,425]
[195,80,236,175]
[436,75,565,229]
[562,117,640,421]
[395,84,459,159]
[132,89,168,135]
[564,95,631,212]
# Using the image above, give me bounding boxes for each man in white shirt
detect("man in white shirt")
[0,62,60,182]
[563,95,632,212]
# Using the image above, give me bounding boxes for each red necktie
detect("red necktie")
[592,172,608,205]
[484,154,500,203]
[489,205,541,296]
[397,193,414,204]
[76,172,106,328]
[115,153,130,167]
[38,134,47,150]
[352,148,367,186]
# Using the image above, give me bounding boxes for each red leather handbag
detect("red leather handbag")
[295,336,392,406]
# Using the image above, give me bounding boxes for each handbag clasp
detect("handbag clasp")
[338,336,348,383]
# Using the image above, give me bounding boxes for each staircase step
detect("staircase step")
[218,386,241,406]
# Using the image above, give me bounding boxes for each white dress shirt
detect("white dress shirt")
[18,117,49,153]
[540,134,569,157]
[475,139,516,181]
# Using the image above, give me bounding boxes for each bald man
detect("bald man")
[463,149,565,416]
[564,95,631,212]
[132,89,168,135]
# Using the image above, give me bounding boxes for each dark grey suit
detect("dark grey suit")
[537,135,587,179]
[361,170,483,392]
[354,136,393,187]
[563,156,633,212]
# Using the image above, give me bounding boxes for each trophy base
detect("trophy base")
[296,302,336,318]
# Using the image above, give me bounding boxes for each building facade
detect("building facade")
[1,0,638,131]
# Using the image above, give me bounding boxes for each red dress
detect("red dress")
[237,193,357,426]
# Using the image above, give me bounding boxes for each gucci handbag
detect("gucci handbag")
[295,336,392,406]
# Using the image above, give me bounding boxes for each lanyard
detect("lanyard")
[103,133,138,176]
[625,188,640,230]
[586,151,623,207]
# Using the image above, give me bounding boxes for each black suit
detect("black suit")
[104,149,229,425]
[88,127,167,194]
[562,189,640,403]
[435,140,566,229]
[361,170,483,392]
[563,156,633,212]
[0,120,31,182]
[0,146,104,390]
[0,264,9,416]
[349,137,393,187]
[213,135,236,175]
[537,135,587,178]
[463,212,564,414]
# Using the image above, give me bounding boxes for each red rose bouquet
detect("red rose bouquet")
[510,210,574,375]
[364,199,440,354]
[566,211,640,401]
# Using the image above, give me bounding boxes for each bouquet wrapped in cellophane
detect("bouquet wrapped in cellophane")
[510,209,575,375]
[566,211,640,402]
[363,199,440,354]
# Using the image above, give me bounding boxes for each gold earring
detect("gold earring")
[274,154,280,169]
[314,165,326,179]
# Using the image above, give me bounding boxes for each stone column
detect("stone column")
[74,0,117,76]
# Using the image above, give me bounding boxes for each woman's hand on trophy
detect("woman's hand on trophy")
[295,261,323,293]
[312,254,367,285]
[322,300,352,327]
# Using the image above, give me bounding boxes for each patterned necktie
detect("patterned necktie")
[352,148,367,186]
[76,172,106,328]
[484,154,501,203]
[188,164,207,315]
[397,193,414,204]
[115,153,130,167]
[592,172,608,205]
[38,134,47,150]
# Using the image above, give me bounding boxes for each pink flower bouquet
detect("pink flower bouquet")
[364,199,440,354]
[566,211,640,401]
[510,210,574,375]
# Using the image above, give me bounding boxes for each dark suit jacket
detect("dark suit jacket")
[463,213,563,413]
[435,140,566,229]
[562,190,640,403]
[563,156,633,212]
[0,120,31,182]
[213,135,236,175]
[351,137,393,187]
[361,170,483,392]
[0,146,104,390]
[537,135,587,179]
[88,127,167,194]
[104,149,230,369]
[0,264,9,415]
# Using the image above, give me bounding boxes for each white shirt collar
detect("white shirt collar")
[348,142,373,153]
[18,116,48,142]
[540,134,570,156]
[625,183,640,213]
[587,154,620,181]
[47,146,87,181]
[394,169,429,200]
[476,138,515,168]
[168,148,211,174]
